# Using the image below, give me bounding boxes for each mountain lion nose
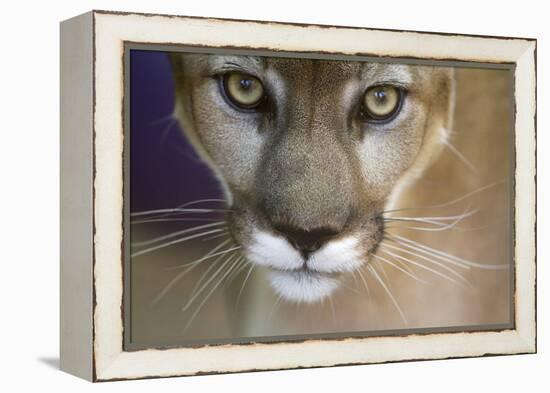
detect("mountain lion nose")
[273,224,339,259]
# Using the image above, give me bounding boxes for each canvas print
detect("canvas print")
[127,49,513,348]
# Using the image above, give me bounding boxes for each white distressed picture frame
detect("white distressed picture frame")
[60,10,536,382]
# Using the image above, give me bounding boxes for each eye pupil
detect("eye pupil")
[222,73,265,110]
[362,85,402,122]
[240,78,253,90]
[374,90,387,103]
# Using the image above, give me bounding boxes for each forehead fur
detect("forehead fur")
[196,54,419,84]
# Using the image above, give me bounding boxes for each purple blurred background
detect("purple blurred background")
[130,50,223,213]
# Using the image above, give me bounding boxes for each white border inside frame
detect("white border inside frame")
[92,11,536,380]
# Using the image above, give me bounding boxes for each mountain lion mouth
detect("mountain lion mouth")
[244,228,370,303]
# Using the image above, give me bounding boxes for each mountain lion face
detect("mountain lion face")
[171,53,455,303]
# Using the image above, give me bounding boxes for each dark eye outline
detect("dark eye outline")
[218,72,267,112]
[360,85,405,124]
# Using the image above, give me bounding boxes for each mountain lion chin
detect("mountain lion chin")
[266,269,341,304]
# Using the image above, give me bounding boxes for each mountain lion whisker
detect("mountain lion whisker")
[383,224,452,231]
[132,198,227,224]
[148,113,175,126]
[225,257,250,287]
[386,254,416,275]
[374,258,391,286]
[179,198,227,208]
[236,264,255,307]
[386,211,479,222]
[371,254,430,285]
[188,246,238,297]
[381,242,472,285]
[131,228,225,258]
[152,240,233,304]
[443,220,509,232]
[184,257,243,330]
[397,204,478,232]
[267,295,284,323]
[385,217,472,232]
[356,268,371,296]
[327,296,336,322]
[382,215,470,231]
[350,270,357,286]
[367,264,408,324]
[384,208,479,228]
[385,235,471,270]
[384,202,477,233]
[132,222,227,248]
[381,180,507,216]
[131,207,227,218]
[388,234,509,270]
[202,231,229,242]
[384,219,465,231]
[339,277,362,296]
[159,117,178,146]
[383,222,496,233]
[443,139,478,175]
[384,218,455,227]
[163,243,239,271]
[131,217,223,225]
[182,253,240,313]
[388,224,463,232]
[377,248,469,289]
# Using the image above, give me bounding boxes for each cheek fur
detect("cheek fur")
[355,103,427,199]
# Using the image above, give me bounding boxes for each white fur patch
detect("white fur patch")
[307,236,363,273]
[247,230,303,270]
[246,231,363,303]
[267,270,339,303]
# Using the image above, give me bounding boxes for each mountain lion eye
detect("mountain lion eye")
[222,73,265,109]
[362,85,403,122]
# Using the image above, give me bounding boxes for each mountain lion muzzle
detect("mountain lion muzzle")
[170,53,455,304]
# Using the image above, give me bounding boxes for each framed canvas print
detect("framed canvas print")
[60,10,537,381]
